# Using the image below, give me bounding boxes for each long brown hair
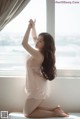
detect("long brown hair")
[39,33,56,81]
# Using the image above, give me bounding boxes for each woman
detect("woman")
[22,19,68,118]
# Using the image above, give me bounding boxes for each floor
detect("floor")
[9,112,80,119]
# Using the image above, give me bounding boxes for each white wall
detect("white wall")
[0,76,80,113]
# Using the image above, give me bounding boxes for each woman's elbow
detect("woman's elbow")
[22,41,26,48]
[22,42,26,50]
[22,42,24,46]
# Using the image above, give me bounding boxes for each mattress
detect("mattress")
[9,112,80,119]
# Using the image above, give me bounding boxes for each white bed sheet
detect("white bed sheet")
[9,112,80,119]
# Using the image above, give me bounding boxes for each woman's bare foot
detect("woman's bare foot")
[52,105,69,117]
[54,108,69,117]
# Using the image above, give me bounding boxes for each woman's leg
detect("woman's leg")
[23,98,68,118]
[29,107,69,118]
[38,105,69,114]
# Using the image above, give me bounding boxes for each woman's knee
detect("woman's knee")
[23,106,38,117]
[23,103,32,116]
[23,98,43,116]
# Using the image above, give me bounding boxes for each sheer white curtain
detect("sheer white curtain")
[0,0,30,31]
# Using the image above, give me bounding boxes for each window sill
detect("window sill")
[0,69,80,77]
[57,69,80,77]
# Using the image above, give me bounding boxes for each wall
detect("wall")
[0,76,80,113]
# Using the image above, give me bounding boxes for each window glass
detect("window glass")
[0,0,46,76]
[55,1,80,70]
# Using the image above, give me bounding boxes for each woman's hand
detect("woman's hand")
[29,19,36,28]
[28,20,32,29]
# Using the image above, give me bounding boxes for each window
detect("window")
[0,0,46,77]
[55,1,80,76]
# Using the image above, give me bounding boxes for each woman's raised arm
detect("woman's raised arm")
[30,19,38,43]
[22,20,39,57]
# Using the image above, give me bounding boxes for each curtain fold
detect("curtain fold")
[0,0,30,31]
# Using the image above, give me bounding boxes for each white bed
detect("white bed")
[9,112,80,119]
